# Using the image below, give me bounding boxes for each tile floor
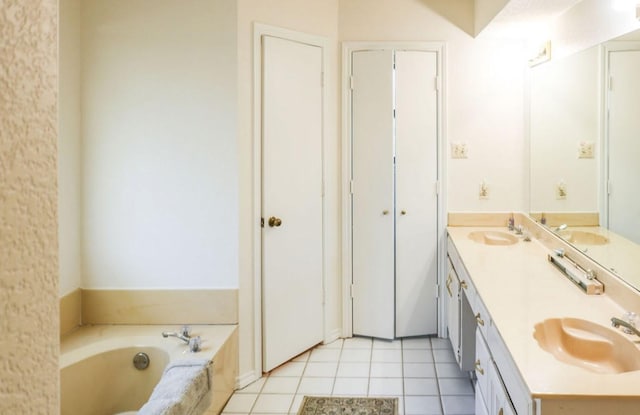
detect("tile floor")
[221,336,475,415]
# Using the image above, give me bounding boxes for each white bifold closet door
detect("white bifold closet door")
[352,50,396,339]
[607,50,640,244]
[395,51,439,337]
[351,49,438,339]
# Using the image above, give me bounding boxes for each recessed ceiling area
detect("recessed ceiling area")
[475,0,585,38]
[493,0,584,24]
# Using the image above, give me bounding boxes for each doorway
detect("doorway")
[604,43,640,244]
[342,42,446,340]
[254,25,329,373]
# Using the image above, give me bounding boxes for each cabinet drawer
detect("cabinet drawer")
[475,327,490,399]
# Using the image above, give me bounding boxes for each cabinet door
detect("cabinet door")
[351,50,395,339]
[446,258,460,358]
[395,50,439,337]
[490,360,517,415]
[475,387,490,415]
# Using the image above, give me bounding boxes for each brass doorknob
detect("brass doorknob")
[382,210,389,215]
[401,210,407,215]
[268,217,282,227]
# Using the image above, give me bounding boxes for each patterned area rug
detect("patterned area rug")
[297,396,398,415]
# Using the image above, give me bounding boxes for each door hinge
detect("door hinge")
[321,71,324,87]
[349,179,354,194]
[607,180,612,195]
[350,283,355,298]
[435,76,440,91]
[393,109,396,119]
[608,76,613,91]
[435,283,440,298]
[349,75,354,90]
[261,217,264,228]
[435,180,440,195]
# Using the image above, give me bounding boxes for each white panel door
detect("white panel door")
[262,35,323,372]
[395,50,439,337]
[351,50,395,339]
[608,50,640,244]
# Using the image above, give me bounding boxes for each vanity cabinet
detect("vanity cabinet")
[446,243,476,372]
[447,236,534,415]
[476,329,517,415]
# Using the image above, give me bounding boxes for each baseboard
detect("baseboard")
[324,327,342,345]
[235,369,262,390]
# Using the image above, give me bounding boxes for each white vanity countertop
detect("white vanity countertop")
[447,226,640,399]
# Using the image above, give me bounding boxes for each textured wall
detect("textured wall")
[0,0,60,413]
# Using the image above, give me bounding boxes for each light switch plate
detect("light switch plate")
[451,142,468,159]
[556,181,567,200]
[578,141,594,159]
[479,180,489,199]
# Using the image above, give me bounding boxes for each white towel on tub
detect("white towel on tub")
[137,359,213,415]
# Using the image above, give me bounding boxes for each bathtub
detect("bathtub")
[60,325,238,415]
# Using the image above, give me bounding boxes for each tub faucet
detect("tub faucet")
[162,325,192,345]
[555,224,568,232]
[611,317,640,337]
[162,331,191,344]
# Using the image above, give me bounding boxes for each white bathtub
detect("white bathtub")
[60,325,238,415]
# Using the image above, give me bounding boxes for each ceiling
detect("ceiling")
[493,0,584,25]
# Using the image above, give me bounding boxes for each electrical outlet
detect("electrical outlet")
[451,142,468,159]
[578,141,594,158]
[479,180,489,199]
[556,181,567,200]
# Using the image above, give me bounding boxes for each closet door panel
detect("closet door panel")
[395,51,439,337]
[351,50,395,339]
[608,50,640,243]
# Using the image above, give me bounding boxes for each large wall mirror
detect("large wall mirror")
[530,29,640,291]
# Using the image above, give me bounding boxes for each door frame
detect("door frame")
[601,41,640,230]
[341,41,448,338]
[253,23,330,375]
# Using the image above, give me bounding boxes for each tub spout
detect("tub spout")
[162,331,190,345]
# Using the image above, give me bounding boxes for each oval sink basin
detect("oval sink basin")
[559,230,609,245]
[533,318,640,374]
[468,231,518,246]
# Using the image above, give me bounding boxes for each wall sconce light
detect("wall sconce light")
[528,41,551,67]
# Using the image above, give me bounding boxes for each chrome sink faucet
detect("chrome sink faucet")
[555,224,568,232]
[611,317,640,337]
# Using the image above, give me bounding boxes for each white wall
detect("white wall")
[530,46,599,213]
[339,0,527,213]
[80,0,238,288]
[59,0,83,296]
